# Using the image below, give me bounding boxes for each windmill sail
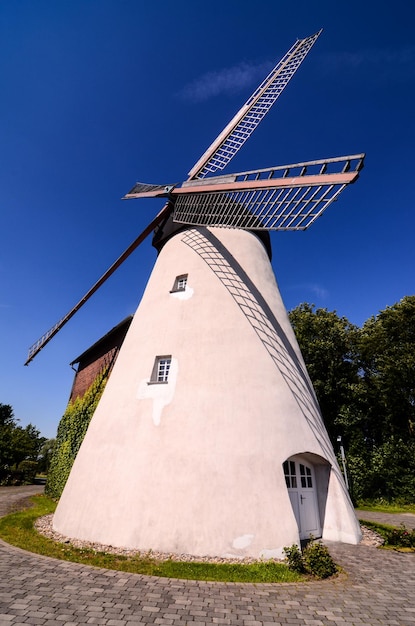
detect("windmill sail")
[174,155,364,229]
[125,154,365,230]
[25,30,360,366]
[26,32,324,365]
[24,204,172,365]
[188,30,322,180]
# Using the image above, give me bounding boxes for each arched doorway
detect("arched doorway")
[283,456,322,540]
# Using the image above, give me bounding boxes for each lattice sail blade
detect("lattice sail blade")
[188,30,322,181]
[123,182,176,199]
[173,155,364,231]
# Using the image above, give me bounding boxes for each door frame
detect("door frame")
[283,454,322,540]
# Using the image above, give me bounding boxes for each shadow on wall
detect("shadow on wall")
[183,227,345,499]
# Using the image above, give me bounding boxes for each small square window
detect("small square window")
[170,274,188,293]
[149,355,172,384]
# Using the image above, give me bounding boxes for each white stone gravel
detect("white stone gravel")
[34,514,262,563]
[34,514,384,563]
[359,524,385,547]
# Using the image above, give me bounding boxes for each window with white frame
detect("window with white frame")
[283,460,297,488]
[149,355,172,384]
[170,274,188,293]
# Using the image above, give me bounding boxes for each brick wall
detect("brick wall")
[69,317,132,402]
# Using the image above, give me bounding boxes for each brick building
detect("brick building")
[68,316,133,402]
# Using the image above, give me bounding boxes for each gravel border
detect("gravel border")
[34,514,385,563]
[34,514,262,563]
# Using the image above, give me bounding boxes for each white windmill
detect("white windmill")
[27,30,364,558]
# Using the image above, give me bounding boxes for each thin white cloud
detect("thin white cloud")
[178,43,415,104]
[318,45,415,81]
[287,283,329,301]
[308,283,329,300]
[177,60,273,103]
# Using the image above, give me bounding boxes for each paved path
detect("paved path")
[0,485,45,518]
[356,509,415,530]
[0,488,415,625]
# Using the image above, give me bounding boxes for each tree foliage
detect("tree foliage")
[289,296,415,503]
[37,439,56,474]
[288,303,360,442]
[0,403,46,485]
[358,296,415,442]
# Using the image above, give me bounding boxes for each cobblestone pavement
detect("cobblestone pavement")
[1,488,415,625]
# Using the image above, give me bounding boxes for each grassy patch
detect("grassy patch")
[0,495,304,583]
[356,500,415,514]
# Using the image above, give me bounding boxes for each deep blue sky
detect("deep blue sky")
[1,1,414,438]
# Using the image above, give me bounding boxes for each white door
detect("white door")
[283,458,321,539]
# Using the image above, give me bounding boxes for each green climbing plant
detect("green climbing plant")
[45,367,109,499]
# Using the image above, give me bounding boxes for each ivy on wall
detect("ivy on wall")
[45,366,109,499]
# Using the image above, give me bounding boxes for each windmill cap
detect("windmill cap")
[152,214,272,260]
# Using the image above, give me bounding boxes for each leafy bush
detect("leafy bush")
[1,460,39,486]
[14,460,38,484]
[383,524,415,548]
[282,543,306,573]
[302,540,337,578]
[284,539,337,579]
[359,519,415,550]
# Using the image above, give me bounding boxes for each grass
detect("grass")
[0,495,304,583]
[356,500,415,514]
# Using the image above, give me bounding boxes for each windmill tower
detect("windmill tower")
[26,31,365,559]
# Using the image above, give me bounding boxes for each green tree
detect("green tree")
[37,438,56,473]
[288,303,360,442]
[289,297,415,503]
[0,404,46,484]
[349,296,415,503]
[0,404,16,477]
[358,295,415,442]
[10,423,45,466]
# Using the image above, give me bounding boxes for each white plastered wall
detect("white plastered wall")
[53,226,361,558]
